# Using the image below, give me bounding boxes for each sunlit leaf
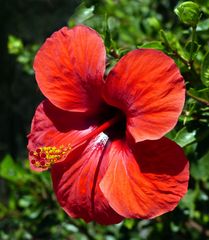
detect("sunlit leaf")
[174,127,196,147]
[0,155,31,183]
[7,35,23,55]
[68,3,95,27]
[197,19,209,32]
[123,219,135,230]
[138,41,164,50]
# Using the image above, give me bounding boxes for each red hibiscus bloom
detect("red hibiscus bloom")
[27,25,189,225]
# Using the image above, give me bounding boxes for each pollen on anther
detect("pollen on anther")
[30,144,72,169]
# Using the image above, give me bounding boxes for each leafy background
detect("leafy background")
[0,0,209,239]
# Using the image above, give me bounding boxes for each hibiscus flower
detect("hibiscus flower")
[27,25,189,225]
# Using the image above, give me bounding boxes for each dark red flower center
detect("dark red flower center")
[102,107,127,140]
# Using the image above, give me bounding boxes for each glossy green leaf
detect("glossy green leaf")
[138,41,164,50]
[174,127,196,147]
[197,19,209,32]
[68,3,95,27]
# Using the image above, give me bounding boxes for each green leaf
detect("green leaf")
[196,88,209,101]
[18,195,34,208]
[201,51,209,87]
[28,208,42,219]
[166,129,177,140]
[7,35,23,55]
[123,219,135,230]
[170,222,180,233]
[68,3,95,27]
[160,30,186,59]
[188,88,209,101]
[0,155,19,181]
[104,15,112,48]
[0,155,31,183]
[138,41,164,50]
[197,19,209,32]
[174,127,196,147]
[185,41,201,59]
[191,150,209,181]
[0,203,8,218]
[62,223,78,233]
[141,17,161,34]
[179,187,199,218]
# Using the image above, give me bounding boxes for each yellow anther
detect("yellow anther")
[31,144,72,170]
[35,162,40,167]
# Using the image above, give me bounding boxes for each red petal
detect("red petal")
[103,49,185,142]
[27,100,97,172]
[100,137,189,219]
[34,25,105,113]
[51,133,124,224]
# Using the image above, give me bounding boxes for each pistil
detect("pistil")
[30,115,119,170]
[72,114,119,148]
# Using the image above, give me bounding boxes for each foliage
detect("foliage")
[0,0,209,239]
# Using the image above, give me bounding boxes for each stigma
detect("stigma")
[30,145,71,169]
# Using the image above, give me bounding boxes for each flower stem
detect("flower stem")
[189,26,196,64]
[172,50,190,68]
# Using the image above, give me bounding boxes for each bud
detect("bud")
[174,1,201,27]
